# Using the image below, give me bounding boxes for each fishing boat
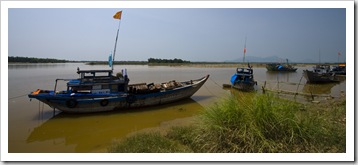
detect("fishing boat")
[330,64,346,75]
[303,64,339,83]
[28,11,209,113]
[266,59,297,72]
[28,68,209,113]
[227,37,257,91]
[230,65,257,91]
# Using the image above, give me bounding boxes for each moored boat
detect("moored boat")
[28,68,209,113]
[230,66,257,91]
[303,70,339,83]
[303,64,339,83]
[266,59,297,72]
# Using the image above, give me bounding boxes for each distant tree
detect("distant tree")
[147,58,190,63]
[8,56,68,63]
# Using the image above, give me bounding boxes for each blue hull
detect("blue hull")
[29,75,209,113]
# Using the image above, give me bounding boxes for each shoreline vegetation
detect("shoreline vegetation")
[108,93,346,153]
[8,56,345,68]
[9,56,71,63]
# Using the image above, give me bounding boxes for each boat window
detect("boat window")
[112,85,118,90]
[92,85,101,90]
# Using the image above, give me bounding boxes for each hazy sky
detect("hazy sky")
[8,8,346,62]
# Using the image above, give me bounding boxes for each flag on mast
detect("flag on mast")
[113,11,122,20]
[338,51,341,56]
[243,36,247,63]
[111,11,122,70]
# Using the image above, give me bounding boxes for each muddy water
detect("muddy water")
[8,63,346,152]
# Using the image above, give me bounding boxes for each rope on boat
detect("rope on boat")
[206,77,229,98]
[8,93,29,100]
[208,77,225,89]
[203,84,219,98]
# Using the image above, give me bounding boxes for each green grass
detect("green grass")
[109,93,346,153]
[108,132,192,153]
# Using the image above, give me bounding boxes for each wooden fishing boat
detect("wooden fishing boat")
[266,59,297,72]
[28,68,209,113]
[303,70,339,83]
[230,66,257,91]
[303,64,339,83]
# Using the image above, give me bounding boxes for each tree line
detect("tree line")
[9,56,68,63]
[148,58,190,63]
[9,56,191,64]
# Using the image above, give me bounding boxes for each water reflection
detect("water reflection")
[26,98,204,153]
[302,82,338,95]
[265,71,299,83]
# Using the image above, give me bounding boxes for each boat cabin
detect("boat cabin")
[313,65,331,74]
[235,68,254,82]
[65,68,129,94]
[331,64,346,75]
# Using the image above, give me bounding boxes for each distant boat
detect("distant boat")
[266,59,297,72]
[303,64,339,83]
[28,11,209,113]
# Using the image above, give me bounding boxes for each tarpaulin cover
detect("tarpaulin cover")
[231,74,238,85]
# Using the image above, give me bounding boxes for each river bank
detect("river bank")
[108,94,346,153]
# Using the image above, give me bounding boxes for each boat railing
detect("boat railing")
[53,79,74,95]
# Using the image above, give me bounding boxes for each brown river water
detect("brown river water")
[8,63,346,153]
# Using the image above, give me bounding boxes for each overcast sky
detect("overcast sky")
[8,8,346,63]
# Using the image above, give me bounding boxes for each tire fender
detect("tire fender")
[100,99,109,107]
[66,99,77,108]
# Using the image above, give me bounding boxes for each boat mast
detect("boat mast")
[243,36,247,65]
[318,48,321,64]
[112,11,123,71]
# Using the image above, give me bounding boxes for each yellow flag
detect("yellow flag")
[113,11,122,20]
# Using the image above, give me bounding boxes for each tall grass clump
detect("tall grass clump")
[186,93,345,153]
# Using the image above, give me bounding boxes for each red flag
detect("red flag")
[244,47,247,54]
[338,51,341,56]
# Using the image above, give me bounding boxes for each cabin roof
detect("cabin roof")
[76,69,113,74]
